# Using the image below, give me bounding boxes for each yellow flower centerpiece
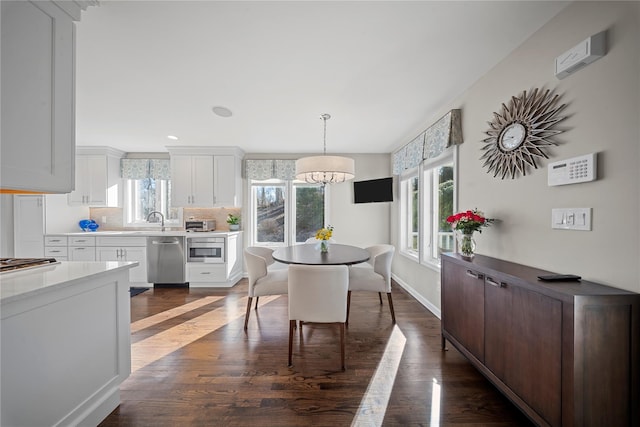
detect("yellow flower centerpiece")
[315,225,334,253]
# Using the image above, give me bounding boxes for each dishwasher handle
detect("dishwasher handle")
[151,240,180,245]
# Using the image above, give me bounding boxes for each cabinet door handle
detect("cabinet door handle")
[466,270,484,280]
[200,272,211,275]
[486,277,505,288]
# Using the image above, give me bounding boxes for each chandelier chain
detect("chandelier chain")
[321,113,330,156]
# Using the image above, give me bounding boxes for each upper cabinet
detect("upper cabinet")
[168,147,244,208]
[0,1,96,193]
[213,155,243,207]
[171,155,215,207]
[68,147,124,207]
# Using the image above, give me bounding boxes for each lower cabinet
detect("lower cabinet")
[186,233,242,287]
[45,235,68,261]
[187,263,226,284]
[96,237,147,283]
[441,253,640,427]
[68,236,96,261]
[13,195,45,258]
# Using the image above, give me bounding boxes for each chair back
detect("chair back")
[367,244,395,289]
[244,247,270,289]
[288,265,349,323]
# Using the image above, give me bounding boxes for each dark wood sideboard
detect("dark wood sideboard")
[441,253,639,427]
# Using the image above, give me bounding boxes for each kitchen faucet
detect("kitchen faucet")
[146,211,165,231]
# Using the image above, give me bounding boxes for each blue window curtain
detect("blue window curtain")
[245,159,296,181]
[392,109,463,175]
[121,159,171,180]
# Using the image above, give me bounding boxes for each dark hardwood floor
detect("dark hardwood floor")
[100,279,534,426]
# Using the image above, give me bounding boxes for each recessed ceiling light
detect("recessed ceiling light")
[167,135,179,140]
[212,106,233,118]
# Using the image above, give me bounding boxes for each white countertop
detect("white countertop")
[0,261,138,305]
[47,230,240,237]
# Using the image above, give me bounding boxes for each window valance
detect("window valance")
[245,159,296,181]
[121,159,171,180]
[393,109,462,175]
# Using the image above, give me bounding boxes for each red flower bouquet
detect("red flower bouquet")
[446,209,494,234]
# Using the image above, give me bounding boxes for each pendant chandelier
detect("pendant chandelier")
[295,114,355,184]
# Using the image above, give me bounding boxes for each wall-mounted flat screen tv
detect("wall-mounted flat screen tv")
[353,177,393,204]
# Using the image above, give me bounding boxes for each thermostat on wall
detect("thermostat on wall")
[548,153,597,186]
[555,31,606,79]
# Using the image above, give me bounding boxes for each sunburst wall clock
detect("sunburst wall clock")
[480,88,567,179]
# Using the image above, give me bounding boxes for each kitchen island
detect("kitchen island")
[1,261,137,427]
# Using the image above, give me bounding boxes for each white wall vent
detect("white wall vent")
[555,31,607,79]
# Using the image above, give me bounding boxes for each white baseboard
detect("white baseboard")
[391,273,441,319]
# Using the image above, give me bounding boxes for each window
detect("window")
[399,148,456,267]
[250,179,327,246]
[400,172,419,258]
[124,178,181,227]
[422,157,455,263]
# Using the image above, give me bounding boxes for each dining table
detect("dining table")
[272,243,370,266]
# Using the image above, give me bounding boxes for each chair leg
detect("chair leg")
[288,320,295,367]
[254,296,259,309]
[244,297,253,331]
[378,292,383,305]
[346,291,351,326]
[387,292,396,323]
[340,322,346,371]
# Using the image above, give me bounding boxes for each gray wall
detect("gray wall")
[391,1,640,315]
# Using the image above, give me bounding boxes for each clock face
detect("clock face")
[499,122,526,151]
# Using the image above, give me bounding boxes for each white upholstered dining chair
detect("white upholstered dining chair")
[243,246,288,331]
[288,264,349,371]
[347,244,396,325]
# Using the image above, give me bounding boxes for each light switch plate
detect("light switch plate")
[552,208,592,231]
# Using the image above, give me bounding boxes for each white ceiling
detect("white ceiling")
[75,1,568,155]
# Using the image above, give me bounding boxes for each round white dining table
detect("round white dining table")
[272,243,370,266]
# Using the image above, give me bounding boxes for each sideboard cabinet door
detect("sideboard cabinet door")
[484,275,562,426]
[441,260,485,361]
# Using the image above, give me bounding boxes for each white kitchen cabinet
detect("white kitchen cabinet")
[44,235,68,261]
[171,155,215,207]
[68,148,124,207]
[0,1,94,193]
[187,264,227,283]
[187,232,243,287]
[213,155,242,207]
[168,147,244,208]
[96,236,147,283]
[13,195,45,257]
[68,236,95,261]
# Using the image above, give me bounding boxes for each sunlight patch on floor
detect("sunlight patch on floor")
[130,296,223,333]
[130,295,280,373]
[351,324,407,427]
[430,378,441,426]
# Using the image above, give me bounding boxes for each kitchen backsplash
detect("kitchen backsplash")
[89,207,242,231]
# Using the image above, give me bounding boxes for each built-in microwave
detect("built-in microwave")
[187,237,224,263]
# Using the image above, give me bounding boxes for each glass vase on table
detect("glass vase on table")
[456,230,476,259]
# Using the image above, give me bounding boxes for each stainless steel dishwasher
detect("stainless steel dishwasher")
[146,236,186,285]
